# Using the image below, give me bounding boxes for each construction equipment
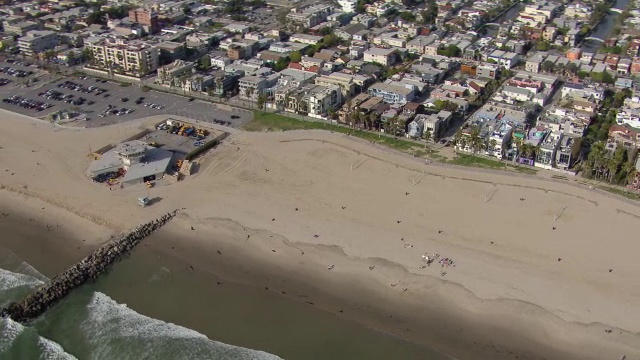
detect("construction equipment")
[145,181,154,188]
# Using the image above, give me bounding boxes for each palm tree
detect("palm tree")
[490,139,498,156]
[257,93,268,113]
[623,162,637,187]
[327,107,337,122]
[351,110,360,129]
[452,131,463,148]
[423,128,431,145]
[469,127,481,155]
[368,113,378,131]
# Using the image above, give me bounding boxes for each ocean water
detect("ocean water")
[0,251,280,360]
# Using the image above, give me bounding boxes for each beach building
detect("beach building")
[87,140,174,185]
[535,131,562,169]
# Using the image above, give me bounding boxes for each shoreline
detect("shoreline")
[0,109,639,359]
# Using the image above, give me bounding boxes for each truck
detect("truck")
[184,127,195,137]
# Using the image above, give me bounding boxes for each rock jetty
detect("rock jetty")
[1,210,178,323]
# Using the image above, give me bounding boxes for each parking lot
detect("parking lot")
[0,72,253,128]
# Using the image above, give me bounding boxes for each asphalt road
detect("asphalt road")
[0,71,253,128]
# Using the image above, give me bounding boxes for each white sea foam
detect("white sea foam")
[83,292,283,360]
[0,318,25,353]
[37,335,78,360]
[0,268,45,292]
[0,318,77,360]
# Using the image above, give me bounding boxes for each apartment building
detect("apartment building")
[129,8,159,34]
[337,0,357,13]
[368,82,415,104]
[239,73,280,101]
[476,63,500,79]
[526,52,547,73]
[290,33,323,45]
[89,38,159,77]
[17,30,58,57]
[363,47,397,66]
[306,84,342,118]
[286,4,334,28]
[3,20,39,36]
[156,60,194,86]
[315,72,357,97]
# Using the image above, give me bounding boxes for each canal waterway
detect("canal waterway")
[581,0,630,53]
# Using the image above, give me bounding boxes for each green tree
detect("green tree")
[197,55,211,70]
[423,128,432,143]
[536,41,550,51]
[318,27,333,36]
[566,62,579,76]
[591,71,615,84]
[399,12,416,22]
[289,51,302,63]
[257,93,268,113]
[541,60,555,73]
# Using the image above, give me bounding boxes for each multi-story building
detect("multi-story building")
[89,38,159,77]
[616,108,640,129]
[413,111,452,140]
[363,47,397,66]
[306,84,342,118]
[476,63,500,79]
[561,82,605,103]
[555,135,574,170]
[239,73,280,101]
[3,20,39,36]
[286,4,334,29]
[156,60,194,86]
[17,30,58,57]
[535,131,563,169]
[315,72,357,97]
[526,52,547,73]
[368,82,415,104]
[290,33,323,45]
[337,0,357,13]
[129,8,159,34]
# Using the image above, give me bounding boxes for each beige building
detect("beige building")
[18,30,58,57]
[363,47,397,67]
[315,72,356,97]
[156,60,194,86]
[89,38,159,77]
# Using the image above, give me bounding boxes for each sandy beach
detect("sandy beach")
[1,109,639,359]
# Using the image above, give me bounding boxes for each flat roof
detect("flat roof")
[87,150,121,176]
[123,147,173,182]
[113,140,147,157]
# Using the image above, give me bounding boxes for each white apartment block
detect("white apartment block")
[89,38,159,77]
[18,30,59,57]
[363,47,397,66]
[307,84,342,119]
[290,33,324,45]
[337,0,357,13]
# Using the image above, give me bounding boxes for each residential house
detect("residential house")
[368,82,415,104]
[363,47,397,66]
[535,131,563,170]
[290,33,323,45]
[17,30,58,57]
[476,63,500,79]
[239,74,280,101]
[418,110,452,140]
[526,52,547,73]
